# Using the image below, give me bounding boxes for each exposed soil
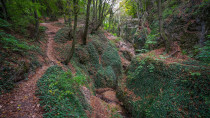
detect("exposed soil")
[0,65,49,118]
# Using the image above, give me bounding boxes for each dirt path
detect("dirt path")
[0,65,49,118]
[0,19,65,118]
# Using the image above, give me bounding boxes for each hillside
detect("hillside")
[0,0,209,118]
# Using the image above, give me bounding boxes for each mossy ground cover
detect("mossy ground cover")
[54,27,69,43]
[0,25,46,93]
[117,55,210,118]
[52,28,122,90]
[36,66,90,118]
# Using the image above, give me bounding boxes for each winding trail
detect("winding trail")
[0,19,64,118]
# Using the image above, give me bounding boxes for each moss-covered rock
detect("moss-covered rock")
[117,55,210,118]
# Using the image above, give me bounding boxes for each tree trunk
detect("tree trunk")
[64,0,79,65]
[32,0,39,40]
[0,0,8,20]
[158,0,169,53]
[82,0,91,45]
[67,0,73,39]
[200,21,206,47]
[158,0,163,36]
[92,0,96,21]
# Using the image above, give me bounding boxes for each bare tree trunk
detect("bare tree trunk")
[158,0,163,36]
[82,0,92,45]
[0,0,8,20]
[200,21,206,47]
[95,0,98,23]
[64,0,79,65]
[32,0,39,40]
[92,0,96,21]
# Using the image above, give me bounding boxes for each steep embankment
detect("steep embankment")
[0,19,65,118]
[117,53,210,118]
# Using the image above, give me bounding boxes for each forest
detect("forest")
[0,0,209,118]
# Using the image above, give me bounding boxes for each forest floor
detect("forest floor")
[0,19,66,118]
[0,19,134,118]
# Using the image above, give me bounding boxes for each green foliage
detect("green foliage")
[87,42,101,70]
[92,38,106,55]
[39,26,48,32]
[119,56,210,118]
[95,66,117,88]
[162,4,178,19]
[123,0,137,18]
[0,18,11,28]
[37,66,88,118]
[54,27,70,43]
[145,33,158,49]
[0,31,31,53]
[95,67,106,88]
[102,44,122,77]
[104,66,117,87]
[6,0,41,31]
[196,40,210,63]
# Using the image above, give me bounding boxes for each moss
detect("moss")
[117,55,210,118]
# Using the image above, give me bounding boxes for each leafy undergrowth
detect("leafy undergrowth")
[53,28,122,89]
[36,66,90,118]
[0,19,47,93]
[54,26,69,43]
[117,55,210,118]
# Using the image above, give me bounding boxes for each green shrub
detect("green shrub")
[39,26,48,32]
[0,18,11,28]
[196,40,210,63]
[37,66,88,118]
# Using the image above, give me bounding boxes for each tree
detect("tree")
[0,0,8,20]
[64,0,79,65]
[82,0,92,45]
[158,0,169,53]
[32,0,39,39]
